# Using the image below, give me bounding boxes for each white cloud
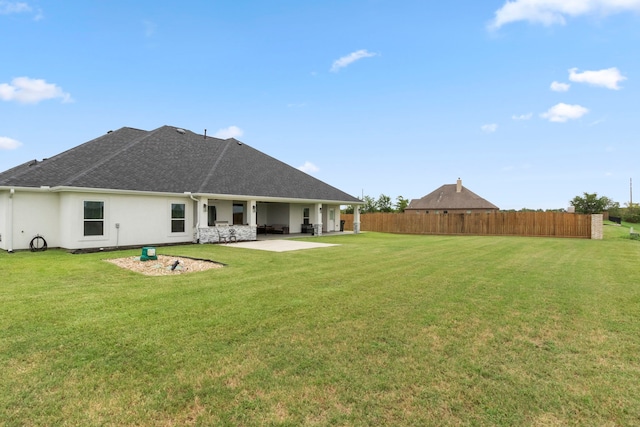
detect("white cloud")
[540,103,589,122]
[0,77,72,104]
[0,1,42,19]
[550,81,570,92]
[568,67,627,90]
[330,49,377,72]
[0,136,21,150]
[481,123,498,133]
[297,161,320,174]
[0,1,30,14]
[213,125,244,139]
[512,113,533,120]
[489,0,640,29]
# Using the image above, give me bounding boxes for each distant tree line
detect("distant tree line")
[342,194,409,214]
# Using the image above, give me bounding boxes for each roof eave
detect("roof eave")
[0,185,363,204]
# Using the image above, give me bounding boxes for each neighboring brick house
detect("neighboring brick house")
[405,179,498,214]
[0,126,362,251]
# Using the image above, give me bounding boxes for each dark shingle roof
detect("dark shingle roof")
[0,126,361,203]
[407,182,498,210]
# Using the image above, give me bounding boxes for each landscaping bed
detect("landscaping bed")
[105,254,223,275]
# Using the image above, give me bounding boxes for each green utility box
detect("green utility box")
[140,246,158,261]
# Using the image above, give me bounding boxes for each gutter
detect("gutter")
[7,188,14,253]
[0,186,363,206]
[186,192,200,242]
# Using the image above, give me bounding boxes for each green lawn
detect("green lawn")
[2,224,640,426]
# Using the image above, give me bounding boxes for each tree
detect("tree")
[361,195,377,214]
[569,192,614,214]
[343,193,410,214]
[607,201,621,217]
[395,196,409,213]
[623,202,640,223]
[342,205,354,214]
[376,194,393,212]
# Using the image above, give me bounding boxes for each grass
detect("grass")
[2,223,640,426]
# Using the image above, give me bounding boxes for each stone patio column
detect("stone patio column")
[314,203,323,236]
[249,200,257,240]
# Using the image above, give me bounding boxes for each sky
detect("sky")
[1,0,639,210]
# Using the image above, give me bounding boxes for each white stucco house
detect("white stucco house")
[0,126,363,252]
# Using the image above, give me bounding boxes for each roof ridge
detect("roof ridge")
[407,182,498,210]
[62,128,155,186]
[197,139,233,193]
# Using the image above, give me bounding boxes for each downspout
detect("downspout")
[187,192,200,243]
[7,188,14,253]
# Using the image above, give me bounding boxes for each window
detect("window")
[303,207,310,225]
[84,201,104,236]
[233,203,244,225]
[171,203,185,233]
[207,205,217,227]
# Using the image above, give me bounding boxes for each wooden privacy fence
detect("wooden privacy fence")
[341,212,594,238]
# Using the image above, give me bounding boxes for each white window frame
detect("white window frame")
[83,200,105,237]
[171,203,186,234]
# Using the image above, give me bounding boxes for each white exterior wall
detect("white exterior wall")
[0,190,60,251]
[206,199,234,223]
[289,204,306,233]
[58,192,194,250]
[323,204,341,232]
[287,203,341,233]
[256,202,268,225]
[0,192,7,250]
[258,202,297,228]
[267,203,289,225]
[1,187,357,251]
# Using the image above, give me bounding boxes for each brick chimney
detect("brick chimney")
[456,178,462,193]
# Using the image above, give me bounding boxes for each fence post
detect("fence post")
[591,214,603,240]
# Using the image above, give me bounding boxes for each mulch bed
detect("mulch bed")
[105,255,223,276]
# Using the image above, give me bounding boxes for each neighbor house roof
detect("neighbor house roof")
[407,179,498,211]
[0,126,361,203]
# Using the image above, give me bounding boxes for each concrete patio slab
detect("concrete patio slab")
[224,239,339,252]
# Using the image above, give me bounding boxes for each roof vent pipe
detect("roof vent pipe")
[204,129,207,139]
[456,178,462,193]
